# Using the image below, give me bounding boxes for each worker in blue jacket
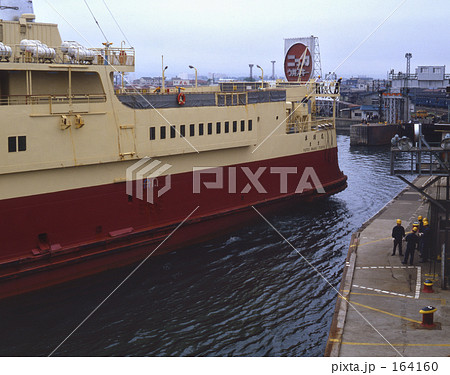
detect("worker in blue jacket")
[402,227,420,265]
[392,219,405,256]
[418,215,424,233]
[420,219,432,262]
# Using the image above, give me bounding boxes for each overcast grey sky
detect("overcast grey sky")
[33,0,449,79]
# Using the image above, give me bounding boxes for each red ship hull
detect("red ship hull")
[0,149,347,299]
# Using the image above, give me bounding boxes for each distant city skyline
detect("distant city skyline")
[33,0,450,80]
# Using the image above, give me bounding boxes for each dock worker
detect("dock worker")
[418,215,424,233]
[402,227,420,266]
[420,219,432,262]
[392,219,405,256]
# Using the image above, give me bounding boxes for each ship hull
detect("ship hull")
[0,148,347,299]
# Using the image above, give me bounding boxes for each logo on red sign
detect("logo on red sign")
[284,43,313,82]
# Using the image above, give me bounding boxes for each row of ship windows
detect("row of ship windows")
[150,120,253,140]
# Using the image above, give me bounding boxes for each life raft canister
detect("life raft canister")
[177,92,186,106]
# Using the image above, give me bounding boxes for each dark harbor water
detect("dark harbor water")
[0,132,410,357]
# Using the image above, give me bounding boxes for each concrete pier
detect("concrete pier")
[350,123,401,146]
[326,176,450,357]
[335,118,361,131]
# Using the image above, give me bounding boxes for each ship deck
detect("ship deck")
[116,89,286,109]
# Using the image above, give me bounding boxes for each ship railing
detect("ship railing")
[216,92,248,106]
[6,44,135,67]
[305,80,341,97]
[115,88,219,97]
[0,94,107,106]
[116,88,155,95]
[7,44,64,64]
[286,118,335,134]
[219,82,269,92]
[89,47,135,67]
[389,73,418,81]
[276,80,341,97]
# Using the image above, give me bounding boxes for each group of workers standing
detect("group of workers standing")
[391,216,432,265]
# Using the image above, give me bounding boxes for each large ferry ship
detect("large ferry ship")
[0,1,347,299]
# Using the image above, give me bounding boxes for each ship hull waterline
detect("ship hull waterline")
[0,150,347,300]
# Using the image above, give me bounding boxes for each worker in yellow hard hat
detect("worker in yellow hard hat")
[403,226,420,265]
[392,219,405,256]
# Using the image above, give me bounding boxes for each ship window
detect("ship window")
[160,126,166,140]
[199,123,204,136]
[8,137,16,152]
[233,121,237,133]
[190,124,195,137]
[180,125,186,138]
[149,127,156,140]
[170,125,176,139]
[240,120,245,132]
[216,122,221,134]
[18,136,26,151]
[248,120,253,131]
[208,123,212,135]
[7,136,26,152]
[225,121,230,133]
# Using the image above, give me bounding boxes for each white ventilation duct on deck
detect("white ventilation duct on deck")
[20,39,56,60]
[61,41,95,63]
[0,42,13,60]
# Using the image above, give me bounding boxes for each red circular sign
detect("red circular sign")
[284,43,313,82]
